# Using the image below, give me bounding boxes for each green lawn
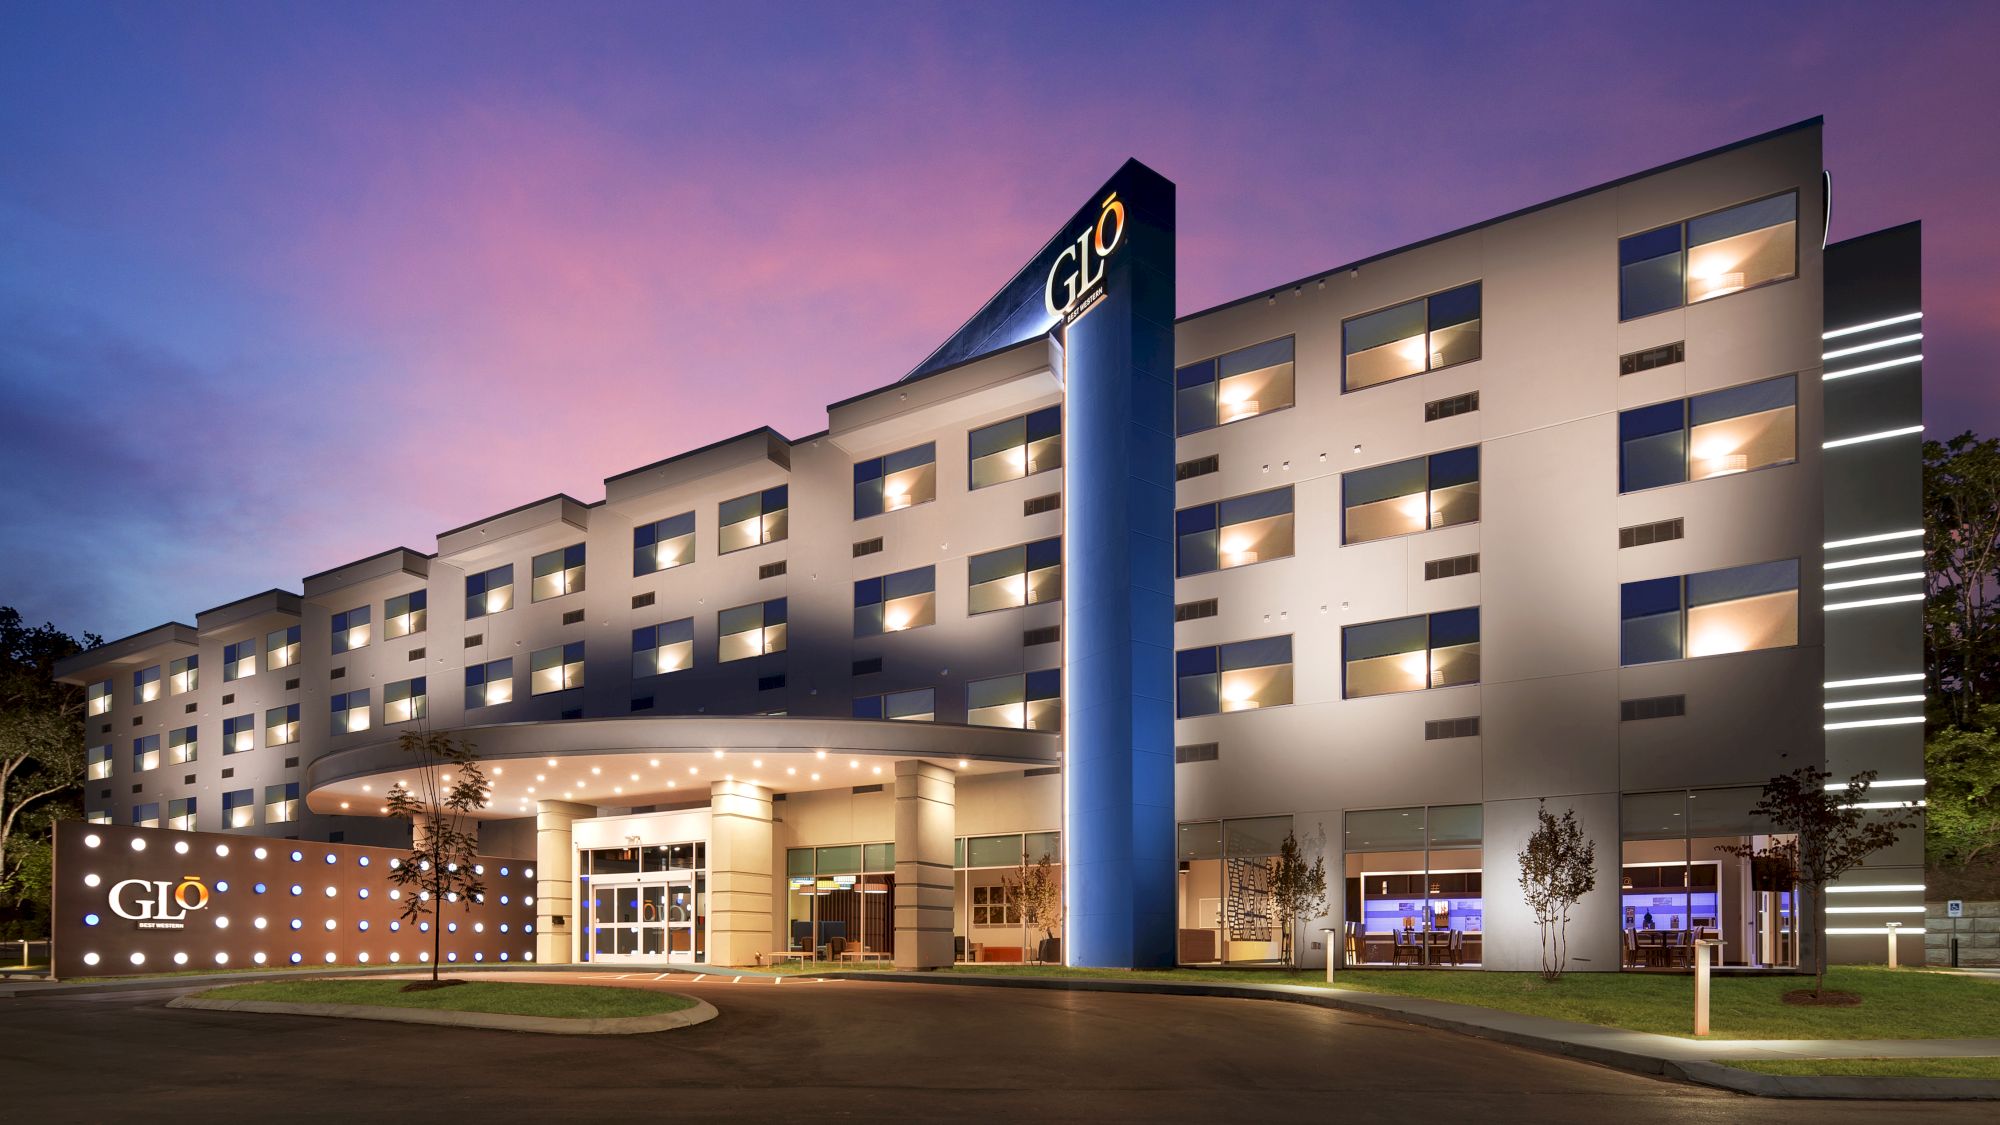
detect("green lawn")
[1721,1057,2000,1079]
[195,979,695,1019]
[930,964,2000,1040]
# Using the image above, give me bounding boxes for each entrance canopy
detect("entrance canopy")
[303,715,1058,820]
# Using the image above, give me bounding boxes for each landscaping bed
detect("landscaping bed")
[1720,1057,2000,1080]
[192,979,695,1019]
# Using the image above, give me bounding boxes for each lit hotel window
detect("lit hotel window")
[266,704,300,746]
[719,486,788,554]
[969,537,1062,613]
[133,664,161,703]
[855,568,936,637]
[531,643,585,696]
[532,544,586,602]
[222,714,254,754]
[465,564,514,619]
[87,680,111,716]
[1176,337,1296,435]
[385,590,428,639]
[855,442,937,519]
[1343,447,1480,544]
[718,598,788,662]
[1178,636,1293,717]
[132,735,160,773]
[970,407,1061,490]
[331,606,370,654]
[967,670,1061,730]
[87,812,112,825]
[331,689,371,735]
[385,677,428,723]
[632,618,695,678]
[167,797,197,833]
[87,744,112,780]
[222,789,255,829]
[1343,283,1481,391]
[1619,192,1797,320]
[1178,487,1295,575]
[168,725,198,764]
[1621,559,1799,666]
[1344,608,1481,698]
[634,512,696,576]
[1619,375,1797,493]
[265,783,299,825]
[132,802,160,829]
[168,654,198,695]
[853,688,935,722]
[266,625,301,669]
[223,637,257,681]
[465,659,514,707]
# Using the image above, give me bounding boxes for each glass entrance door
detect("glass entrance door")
[579,841,708,965]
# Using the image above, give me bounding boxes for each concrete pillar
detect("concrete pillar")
[708,780,775,967]
[534,800,595,965]
[894,760,956,970]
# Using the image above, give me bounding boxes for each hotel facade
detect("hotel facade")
[54,117,1930,976]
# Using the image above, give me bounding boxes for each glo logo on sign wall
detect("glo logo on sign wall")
[1044,192,1127,321]
[108,876,209,929]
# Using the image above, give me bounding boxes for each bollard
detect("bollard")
[1320,927,1338,983]
[1953,937,1961,968]
[1885,921,1901,968]
[1692,939,1717,1037]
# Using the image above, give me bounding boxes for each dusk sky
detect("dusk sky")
[4,1,1996,642]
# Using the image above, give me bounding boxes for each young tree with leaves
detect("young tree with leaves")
[1518,803,1597,982]
[1923,432,2000,726]
[1270,826,1328,969]
[385,728,489,984]
[0,608,96,930]
[1926,708,2000,871]
[1003,849,1063,963]
[1724,767,1920,998]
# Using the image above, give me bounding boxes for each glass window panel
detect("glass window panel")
[1688,377,1797,481]
[1621,577,1684,665]
[1685,560,1799,658]
[1178,821,1223,861]
[1345,615,1431,698]
[863,843,896,872]
[966,835,1021,868]
[1225,815,1293,858]
[1344,299,1428,389]
[1344,456,1431,543]
[787,848,814,877]
[1686,194,1796,303]
[1023,831,1059,863]
[1345,807,1427,852]
[1427,805,1483,848]
[1621,791,1691,842]
[884,688,933,721]
[1426,283,1481,369]
[1176,380,1219,437]
[815,845,863,876]
[1215,337,1295,425]
[1619,224,1684,320]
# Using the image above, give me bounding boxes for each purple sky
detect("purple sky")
[4,2,1996,642]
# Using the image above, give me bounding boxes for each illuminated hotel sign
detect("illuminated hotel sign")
[1044,192,1127,323]
[108,876,209,929]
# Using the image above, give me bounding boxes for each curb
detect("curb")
[166,993,718,1036]
[0,962,595,1000]
[821,972,2000,1101]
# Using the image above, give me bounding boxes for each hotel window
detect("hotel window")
[385,677,428,723]
[266,625,301,669]
[719,485,788,554]
[1177,487,1295,576]
[1620,192,1798,320]
[265,704,300,746]
[385,590,427,639]
[970,407,1061,490]
[133,665,162,703]
[1343,608,1481,698]
[265,782,299,825]
[1343,447,1481,544]
[531,643,585,695]
[855,442,937,519]
[222,789,255,829]
[132,735,160,773]
[1342,283,1481,391]
[168,797,197,832]
[1176,337,1296,435]
[1619,375,1797,493]
[223,637,256,681]
[718,598,787,662]
[168,655,197,695]
[634,512,696,576]
[632,618,695,678]
[969,537,1062,614]
[465,659,514,707]
[331,606,370,653]
[1177,636,1293,717]
[967,669,1061,730]
[532,544,586,602]
[132,802,161,829]
[1621,559,1799,666]
[465,564,514,619]
[87,812,112,825]
[331,689,371,735]
[854,567,936,637]
[168,725,197,764]
[222,714,254,754]
[87,680,111,716]
[87,744,112,780]
[853,688,935,722]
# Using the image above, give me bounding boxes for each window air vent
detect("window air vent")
[759,560,787,580]
[852,784,884,795]
[1024,767,1061,778]
[758,673,787,692]
[1023,625,1060,647]
[183,774,196,785]
[220,769,232,780]
[132,716,143,726]
[408,647,425,661]
[464,634,483,648]
[1424,716,1481,740]
[560,708,583,721]
[1176,598,1219,622]
[1024,493,1061,516]
[631,696,653,712]
[1424,391,1480,422]
[1620,340,1685,376]
[1424,553,1481,581]
[632,591,655,609]
[222,693,235,704]
[284,678,299,691]
[185,702,197,714]
[329,668,344,680]
[1619,517,1685,549]
[100,723,110,734]
[1176,454,1220,481]
[132,784,142,794]
[1621,695,1687,722]
[562,609,585,626]
[284,756,299,769]
[1175,742,1220,763]
[853,538,884,558]
[852,657,882,676]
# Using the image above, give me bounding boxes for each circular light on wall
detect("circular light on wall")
[253,952,267,964]
[358,952,369,963]
[473,952,483,962]
[290,851,303,862]
[290,953,302,964]
[524,952,534,962]
[500,924,510,933]
[389,952,401,963]
[473,864,484,875]
[254,847,268,860]
[389,890,401,901]
[525,868,534,879]
[358,920,369,932]
[419,891,430,902]
[290,885,303,896]
[323,919,336,931]
[83,874,100,888]
[130,952,145,965]
[500,895,509,905]
[254,917,268,929]
[215,952,229,965]
[83,952,100,966]
[215,916,230,929]
[83,913,100,927]
[173,952,188,965]
[446,952,458,963]
[254,883,267,894]
[358,856,370,867]
[289,918,302,930]
[323,952,336,964]
[419,861,431,872]
[84,834,101,849]
[390,921,400,931]
[324,886,336,898]
[499,867,509,877]
[446,922,457,933]
[525,896,535,906]
[419,921,430,932]
[174,841,190,855]
[389,858,401,869]
[447,863,458,873]
[130,838,146,852]
[358,888,369,900]
[500,951,509,961]
[524,924,534,934]
[474,923,484,933]
[325,853,336,864]
[215,881,230,893]
[215,844,230,857]
[446,892,457,903]
[419,952,430,962]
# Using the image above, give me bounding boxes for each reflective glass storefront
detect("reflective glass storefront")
[954,831,1061,964]
[1620,788,1797,970]
[578,842,706,964]
[1343,805,1483,967]
[1177,816,1293,965]
[786,844,896,962]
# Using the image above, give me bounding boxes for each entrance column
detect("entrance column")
[534,800,594,964]
[893,760,956,970]
[708,779,775,967]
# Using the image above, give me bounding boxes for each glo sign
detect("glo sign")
[107,876,210,929]
[1043,192,1127,322]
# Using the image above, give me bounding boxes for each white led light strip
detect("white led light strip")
[1823,777,1925,789]
[1826,884,1927,893]
[1823,311,1922,340]
[1823,694,1926,710]
[1825,592,1925,611]
[1822,332,1923,361]
[1824,572,1923,591]
[1826,905,1927,914]
[1824,715,1925,730]
[1828,926,1925,935]
[1824,673,1924,690]
[1824,424,1924,449]
[1823,529,1921,550]
[1855,799,1928,809]
[1824,549,1924,571]
[1822,354,1923,381]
